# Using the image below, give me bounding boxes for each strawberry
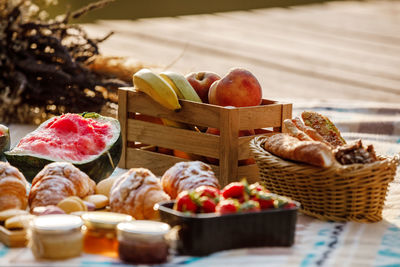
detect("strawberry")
[216,199,239,215]
[221,182,245,199]
[249,182,269,196]
[174,191,198,213]
[199,197,217,213]
[273,196,292,209]
[252,191,275,210]
[195,186,220,200]
[283,202,297,209]
[240,200,261,213]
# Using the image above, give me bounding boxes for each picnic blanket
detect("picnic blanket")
[1,100,399,267]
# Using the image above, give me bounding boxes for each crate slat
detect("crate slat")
[127,90,222,128]
[238,104,283,130]
[118,88,129,169]
[119,88,292,186]
[127,119,220,158]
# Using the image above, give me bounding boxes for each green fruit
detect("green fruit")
[0,124,10,162]
[5,112,122,183]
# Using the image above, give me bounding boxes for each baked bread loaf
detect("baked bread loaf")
[301,111,346,147]
[28,162,96,210]
[264,133,335,168]
[109,168,170,220]
[0,162,28,211]
[283,119,313,142]
[161,161,220,199]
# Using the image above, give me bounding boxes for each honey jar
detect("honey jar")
[81,211,132,258]
[29,214,83,260]
[117,220,171,264]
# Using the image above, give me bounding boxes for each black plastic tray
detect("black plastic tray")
[156,201,299,256]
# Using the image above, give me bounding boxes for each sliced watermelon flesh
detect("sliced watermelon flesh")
[17,113,114,162]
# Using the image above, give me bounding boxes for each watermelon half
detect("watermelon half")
[0,124,10,162]
[5,112,122,183]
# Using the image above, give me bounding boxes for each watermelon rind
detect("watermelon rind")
[4,113,122,183]
[0,124,10,162]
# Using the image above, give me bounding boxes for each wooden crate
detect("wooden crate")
[118,87,292,186]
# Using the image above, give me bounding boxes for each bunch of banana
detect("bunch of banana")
[133,69,181,111]
[133,69,202,129]
[159,71,202,103]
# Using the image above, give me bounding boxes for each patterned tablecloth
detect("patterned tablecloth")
[1,100,399,267]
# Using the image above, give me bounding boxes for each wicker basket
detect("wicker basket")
[250,135,400,222]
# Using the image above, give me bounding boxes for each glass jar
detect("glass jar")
[29,214,83,260]
[81,211,133,258]
[117,220,171,264]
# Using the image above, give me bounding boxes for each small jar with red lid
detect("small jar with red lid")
[117,220,171,264]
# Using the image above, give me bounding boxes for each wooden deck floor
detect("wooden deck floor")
[82,0,400,103]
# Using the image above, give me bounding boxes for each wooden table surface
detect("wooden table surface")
[82,0,400,103]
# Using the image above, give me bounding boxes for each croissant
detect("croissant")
[0,162,28,211]
[161,161,220,199]
[109,168,170,220]
[28,162,96,210]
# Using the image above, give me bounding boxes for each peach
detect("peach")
[208,68,262,107]
[185,71,221,103]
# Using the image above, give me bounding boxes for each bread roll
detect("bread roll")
[301,111,346,147]
[264,134,335,168]
[28,162,96,210]
[109,168,170,220]
[0,162,28,211]
[161,161,219,199]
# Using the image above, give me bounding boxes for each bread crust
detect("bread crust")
[0,162,28,211]
[109,168,170,220]
[264,134,335,168]
[28,162,95,210]
[161,161,219,199]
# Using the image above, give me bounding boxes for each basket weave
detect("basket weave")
[250,135,400,222]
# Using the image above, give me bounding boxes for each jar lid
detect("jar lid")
[81,211,133,230]
[117,220,170,238]
[31,214,83,233]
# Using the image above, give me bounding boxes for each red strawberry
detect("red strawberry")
[216,199,239,214]
[249,182,269,196]
[200,197,217,213]
[195,186,220,200]
[240,200,261,213]
[283,202,297,209]
[174,191,198,213]
[252,192,274,210]
[273,196,292,209]
[221,182,245,199]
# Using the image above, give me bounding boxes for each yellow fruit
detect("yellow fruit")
[133,69,181,111]
[160,71,202,102]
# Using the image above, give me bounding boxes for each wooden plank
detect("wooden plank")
[218,107,239,186]
[125,148,186,176]
[127,119,220,158]
[117,88,129,168]
[0,226,27,247]
[126,148,222,179]
[127,91,221,128]
[238,103,284,130]
[83,12,400,103]
[281,103,293,133]
[238,164,260,184]
[98,20,400,96]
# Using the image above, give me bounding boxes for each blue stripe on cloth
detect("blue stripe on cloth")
[79,260,124,266]
[0,246,9,257]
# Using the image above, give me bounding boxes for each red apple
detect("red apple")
[185,71,221,103]
[208,68,262,107]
